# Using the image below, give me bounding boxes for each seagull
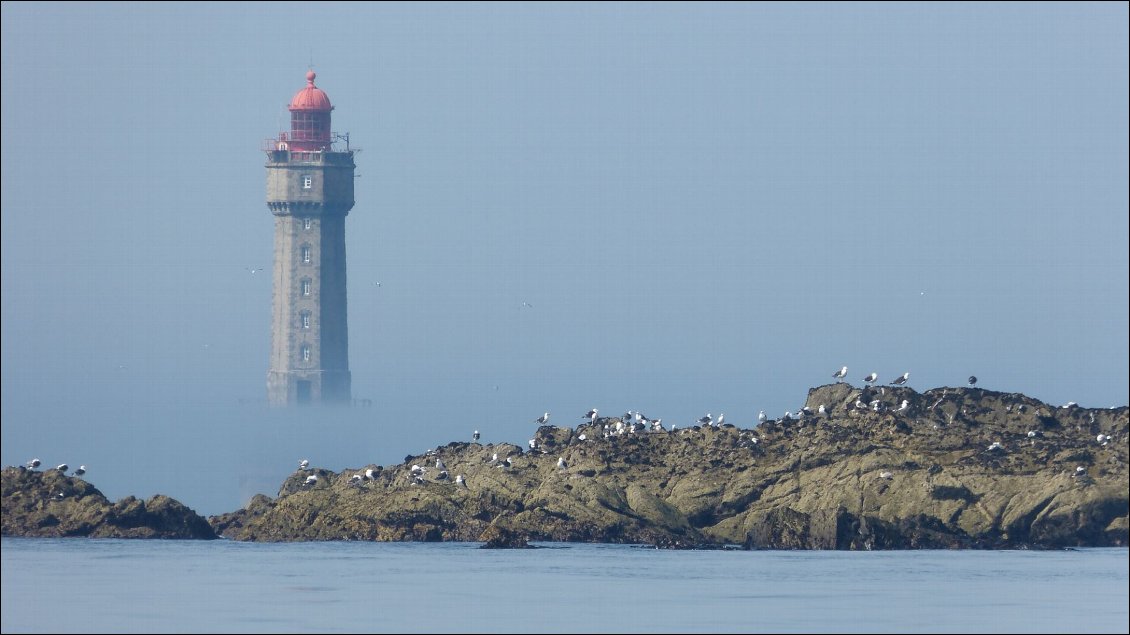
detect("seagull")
[436,470,449,481]
[528,438,538,450]
[891,372,909,386]
[365,468,377,480]
[522,301,533,308]
[26,458,41,470]
[896,400,909,413]
[299,459,310,470]
[1027,430,1038,438]
[350,474,364,484]
[716,413,726,426]
[489,453,499,464]
[503,457,513,470]
[304,474,318,486]
[879,471,894,480]
[435,458,446,471]
[863,372,878,386]
[833,366,848,382]
[535,412,549,425]
[968,376,978,387]
[578,433,587,441]
[1062,401,1077,408]
[758,410,767,424]
[583,409,599,423]
[455,474,467,487]
[72,465,86,477]
[782,411,793,421]
[1096,434,1111,445]
[246,267,263,274]
[817,405,827,417]
[56,463,68,472]
[987,441,1004,452]
[410,464,424,475]
[697,413,713,426]
[1073,466,1087,477]
[557,457,567,470]
[473,430,480,442]
[372,281,382,287]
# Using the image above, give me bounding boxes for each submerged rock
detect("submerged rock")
[1,468,215,539]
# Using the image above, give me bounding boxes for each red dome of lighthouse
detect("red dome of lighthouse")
[289,70,333,112]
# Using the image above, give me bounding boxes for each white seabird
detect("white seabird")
[1074,466,1087,477]
[557,456,567,470]
[716,413,726,426]
[833,366,848,382]
[72,465,86,477]
[26,458,41,470]
[528,438,538,450]
[455,474,467,487]
[489,453,499,464]
[987,441,1004,452]
[56,463,68,472]
[697,413,713,426]
[879,471,894,480]
[891,372,909,386]
[304,474,318,486]
[863,372,878,386]
[365,468,377,480]
[817,405,827,417]
[473,430,480,442]
[584,409,598,422]
[410,464,424,475]
[968,376,978,387]
[1027,430,1038,438]
[436,458,447,470]
[758,410,767,424]
[350,474,363,484]
[535,412,550,425]
[896,400,909,413]
[299,459,310,470]
[436,470,449,480]
[1097,434,1111,445]
[578,433,587,441]
[1062,402,1077,408]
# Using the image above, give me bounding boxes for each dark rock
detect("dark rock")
[1,469,215,539]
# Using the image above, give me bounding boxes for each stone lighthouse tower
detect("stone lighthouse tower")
[264,70,355,406]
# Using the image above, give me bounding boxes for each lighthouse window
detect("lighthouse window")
[301,279,311,296]
[301,312,311,329]
[302,175,313,189]
[303,217,313,230]
[302,345,311,362]
[301,245,312,263]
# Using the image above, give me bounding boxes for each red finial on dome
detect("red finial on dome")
[289,69,333,112]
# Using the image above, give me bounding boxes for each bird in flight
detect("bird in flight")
[246,267,263,274]
[535,412,550,425]
[522,301,533,308]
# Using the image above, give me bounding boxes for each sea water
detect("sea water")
[1,539,1127,633]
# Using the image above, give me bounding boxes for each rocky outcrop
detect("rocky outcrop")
[1,468,216,539]
[216,386,1122,548]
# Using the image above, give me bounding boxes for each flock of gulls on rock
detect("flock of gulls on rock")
[284,366,1118,491]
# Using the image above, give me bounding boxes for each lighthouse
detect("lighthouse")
[264,70,355,406]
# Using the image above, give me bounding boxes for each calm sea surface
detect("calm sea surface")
[1,538,1126,633]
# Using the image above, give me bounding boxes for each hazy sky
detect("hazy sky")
[2,2,1127,516]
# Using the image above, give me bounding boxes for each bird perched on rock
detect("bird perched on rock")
[72,465,86,477]
[472,430,480,442]
[299,459,310,470]
[968,376,978,387]
[863,372,878,386]
[535,413,550,425]
[26,458,41,470]
[56,463,68,473]
[557,457,567,470]
[891,372,909,386]
[833,366,848,383]
[758,410,767,424]
[455,474,467,487]
[304,474,318,486]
